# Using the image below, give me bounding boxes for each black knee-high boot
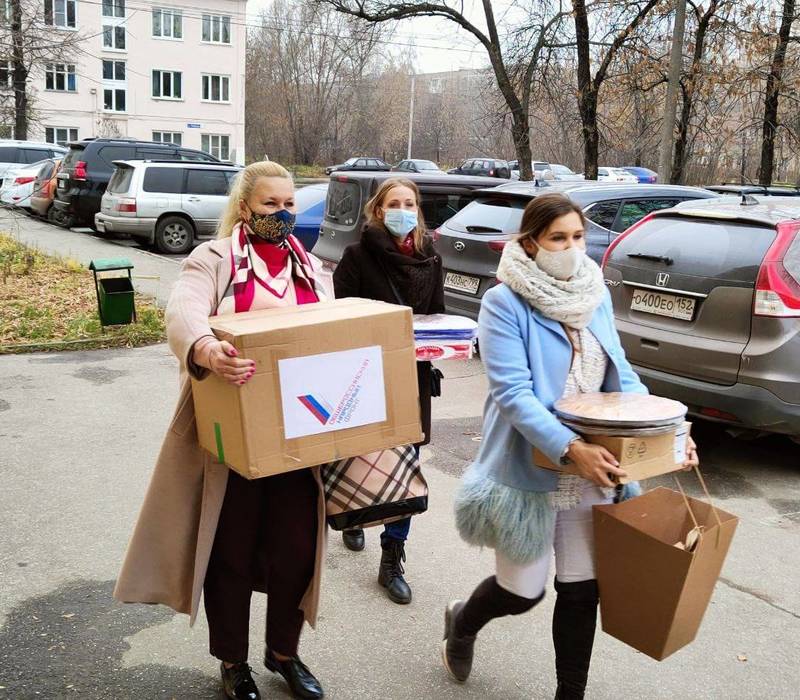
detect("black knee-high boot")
[456,575,544,638]
[552,578,599,700]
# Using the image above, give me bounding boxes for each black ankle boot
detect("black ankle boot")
[552,578,599,700]
[264,648,324,699]
[220,662,260,700]
[378,539,412,604]
[342,528,365,552]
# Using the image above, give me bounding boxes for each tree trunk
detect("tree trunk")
[758,0,796,186]
[11,0,28,140]
[658,0,687,183]
[573,0,598,179]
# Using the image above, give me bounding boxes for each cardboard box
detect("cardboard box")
[533,422,691,484]
[593,486,738,660]
[191,298,423,479]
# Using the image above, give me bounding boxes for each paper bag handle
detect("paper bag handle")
[673,465,724,545]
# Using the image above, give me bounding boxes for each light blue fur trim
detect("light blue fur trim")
[620,481,642,501]
[454,469,556,565]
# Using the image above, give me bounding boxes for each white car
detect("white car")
[0,160,51,209]
[550,164,585,182]
[598,167,639,184]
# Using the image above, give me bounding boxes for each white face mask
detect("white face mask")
[534,245,585,280]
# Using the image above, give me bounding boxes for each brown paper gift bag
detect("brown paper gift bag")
[592,473,738,661]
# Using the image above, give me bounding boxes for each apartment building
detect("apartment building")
[22,0,246,162]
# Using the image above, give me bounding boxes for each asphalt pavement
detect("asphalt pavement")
[2,209,800,699]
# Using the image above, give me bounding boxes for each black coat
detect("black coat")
[333,225,445,446]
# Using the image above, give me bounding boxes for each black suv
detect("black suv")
[448,158,511,179]
[314,171,507,267]
[53,137,220,228]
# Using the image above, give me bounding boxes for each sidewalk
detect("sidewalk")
[1,344,796,699]
[0,209,181,306]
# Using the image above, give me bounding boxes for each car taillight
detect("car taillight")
[600,212,657,270]
[74,160,88,180]
[488,240,507,253]
[14,176,35,185]
[489,169,494,176]
[115,198,137,213]
[753,220,800,317]
[700,407,741,423]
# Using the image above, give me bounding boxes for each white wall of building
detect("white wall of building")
[28,0,246,163]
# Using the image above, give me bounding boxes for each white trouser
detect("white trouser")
[495,482,612,599]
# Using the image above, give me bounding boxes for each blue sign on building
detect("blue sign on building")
[187,123,202,129]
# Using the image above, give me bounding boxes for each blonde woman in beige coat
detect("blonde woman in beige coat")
[114,161,333,700]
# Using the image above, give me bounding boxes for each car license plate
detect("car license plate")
[444,271,480,295]
[630,289,695,321]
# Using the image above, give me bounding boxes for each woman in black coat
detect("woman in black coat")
[333,176,445,605]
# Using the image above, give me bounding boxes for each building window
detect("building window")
[0,60,11,89]
[102,60,126,111]
[201,134,229,161]
[102,0,125,18]
[45,63,77,92]
[44,0,76,28]
[45,126,78,146]
[152,131,182,145]
[201,74,230,102]
[152,70,182,99]
[201,13,230,44]
[102,24,126,50]
[152,8,182,39]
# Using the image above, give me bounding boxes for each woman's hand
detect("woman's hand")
[682,436,699,471]
[197,339,256,386]
[566,439,628,488]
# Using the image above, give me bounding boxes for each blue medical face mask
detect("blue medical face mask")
[383,208,418,237]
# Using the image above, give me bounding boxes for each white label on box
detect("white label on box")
[673,425,688,464]
[278,346,386,440]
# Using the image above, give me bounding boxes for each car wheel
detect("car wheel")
[154,215,194,254]
[46,205,65,226]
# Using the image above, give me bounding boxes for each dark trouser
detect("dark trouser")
[455,576,598,698]
[204,468,318,662]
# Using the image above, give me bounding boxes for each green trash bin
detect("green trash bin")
[89,258,136,326]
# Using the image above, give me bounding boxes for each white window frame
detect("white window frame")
[201,134,230,161]
[45,63,77,92]
[102,60,127,112]
[152,69,182,100]
[201,13,231,44]
[152,131,182,145]
[152,7,183,40]
[44,0,77,29]
[102,23,126,51]
[45,126,78,146]
[201,74,230,103]
[0,60,11,90]
[102,0,125,18]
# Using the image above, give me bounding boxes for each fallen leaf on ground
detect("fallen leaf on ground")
[737,654,748,662]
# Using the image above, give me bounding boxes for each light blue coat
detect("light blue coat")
[471,283,648,493]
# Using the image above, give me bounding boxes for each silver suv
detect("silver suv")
[95,160,241,254]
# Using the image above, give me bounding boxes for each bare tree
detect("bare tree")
[758,0,798,185]
[0,0,84,139]
[570,0,661,179]
[312,0,569,181]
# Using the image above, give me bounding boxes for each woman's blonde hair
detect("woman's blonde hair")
[363,177,427,253]
[216,160,293,238]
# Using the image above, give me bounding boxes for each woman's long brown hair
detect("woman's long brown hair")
[364,177,428,253]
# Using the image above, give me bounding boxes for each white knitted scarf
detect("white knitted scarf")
[496,239,606,329]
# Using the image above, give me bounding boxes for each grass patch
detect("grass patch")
[0,233,165,353]
[289,164,327,179]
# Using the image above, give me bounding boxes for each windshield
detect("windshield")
[445,197,527,234]
[552,164,574,174]
[415,160,438,170]
[344,158,358,165]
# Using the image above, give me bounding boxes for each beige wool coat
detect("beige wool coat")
[113,237,334,627]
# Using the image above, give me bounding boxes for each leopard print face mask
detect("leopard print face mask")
[247,209,296,244]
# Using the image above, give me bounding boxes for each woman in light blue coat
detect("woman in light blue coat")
[441,193,698,699]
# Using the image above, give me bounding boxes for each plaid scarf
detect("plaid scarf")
[216,222,326,315]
